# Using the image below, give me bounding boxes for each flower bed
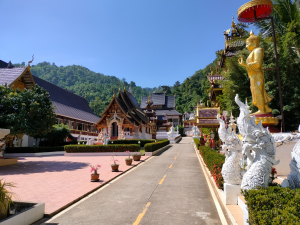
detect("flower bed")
[64,144,140,153]
[108,139,155,147]
[5,147,64,153]
[196,139,225,189]
[144,140,170,152]
[242,187,300,225]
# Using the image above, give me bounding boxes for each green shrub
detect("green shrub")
[64,144,140,153]
[242,187,300,225]
[5,147,64,153]
[108,139,154,147]
[197,141,225,189]
[144,140,170,152]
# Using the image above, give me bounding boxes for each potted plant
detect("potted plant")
[111,155,119,172]
[89,164,101,181]
[125,151,132,166]
[132,152,141,161]
[0,179,15,220]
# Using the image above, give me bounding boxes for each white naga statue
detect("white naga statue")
[119,130,126,140]
[235,95,279,190]
[167,126,175,138]
[217,115,243,185]
[192,125,200,137]
[97,131,104,143]
[281,139,300,189]
[0,129,10,158]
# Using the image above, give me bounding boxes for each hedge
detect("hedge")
[64,144,140,153]
[144,140,170,152]
[194,138,200,149]
[108,139,155,147]
[242,187,300,225]
[5,147,64,153]
[196,139,225,189]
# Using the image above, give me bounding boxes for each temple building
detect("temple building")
[0,60,100,145]
[140,93,182,131]
[95,86,153,140]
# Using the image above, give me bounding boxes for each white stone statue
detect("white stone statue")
[235,94,279,190]
[119,130,126,140]
[217,115,243,185]
[103,133,110,145]
[192,125,200,137]
[272,132,300,145]
[97,131,104,143]
[281,139,300,189]
[167,126,175,138]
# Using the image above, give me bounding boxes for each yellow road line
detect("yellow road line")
[159,175,166,184]
[132,202,151,225]
[169,164,173,168]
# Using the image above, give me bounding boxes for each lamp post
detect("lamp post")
[237,0,285,132]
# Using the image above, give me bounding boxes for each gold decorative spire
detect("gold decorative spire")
[119,85,121,92]
[148,92,151,101]
[28,54,34,67]
[113,90,115,97]
[124,83,126,90]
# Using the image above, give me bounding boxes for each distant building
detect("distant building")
[140,93,182,131]
[95,86,153,140]
[0,60,100,145]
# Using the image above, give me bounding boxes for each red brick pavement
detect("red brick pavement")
[0,155,149,215]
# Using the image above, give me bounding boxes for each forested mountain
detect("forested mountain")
[14,62,156,116]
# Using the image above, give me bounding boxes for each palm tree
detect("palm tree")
[255,0,300,57]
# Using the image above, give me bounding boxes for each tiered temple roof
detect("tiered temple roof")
[97,88,149,126]
[140,93,181,117]
[0,60,100,124]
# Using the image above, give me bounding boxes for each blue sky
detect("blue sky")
[0,0,254,88]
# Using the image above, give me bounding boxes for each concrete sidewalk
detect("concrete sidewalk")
[44,137,223,225]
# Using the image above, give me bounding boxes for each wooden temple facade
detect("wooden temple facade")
[96,87,153,140]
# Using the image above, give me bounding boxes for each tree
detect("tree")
[161,85,172,95]
[0,85,56,140]
[43,124,70,146]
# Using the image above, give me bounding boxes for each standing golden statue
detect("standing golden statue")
[238,31,273,114]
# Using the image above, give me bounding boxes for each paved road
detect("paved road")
[44,137,222,225]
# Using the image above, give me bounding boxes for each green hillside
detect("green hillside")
[14,61,213,116]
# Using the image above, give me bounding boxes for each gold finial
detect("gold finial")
[119,85,121,92]
[28,54,34,67]
[113,90,115,97]
[124,83,126,90]
[148,92,151,101]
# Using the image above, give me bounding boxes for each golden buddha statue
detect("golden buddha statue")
[238,31,273,114]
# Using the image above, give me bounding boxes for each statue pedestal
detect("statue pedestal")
[0,158,18,167]
[254,113,280,133]
[224,183,241,205]
[168,137,176,144]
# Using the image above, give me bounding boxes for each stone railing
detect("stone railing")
[70,130,98,137]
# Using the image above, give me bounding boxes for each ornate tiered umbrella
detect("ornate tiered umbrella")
[236,0,285,132]
[237,0,273,22]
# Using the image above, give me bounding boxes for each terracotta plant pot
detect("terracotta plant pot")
[133,155,141,161]
[111,164,119,172]
[200,140,206,146]
[91,174,99,181]
[125,158,133,165]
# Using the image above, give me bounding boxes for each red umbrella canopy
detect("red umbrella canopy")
[237,0,273,22]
